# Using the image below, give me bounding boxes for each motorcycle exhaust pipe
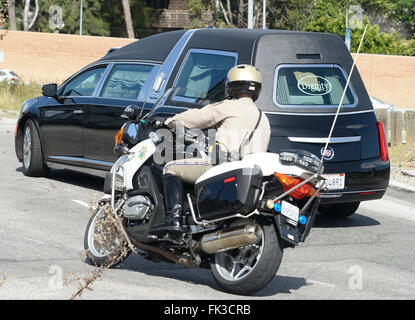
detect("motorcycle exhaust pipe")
[198,224,262,255]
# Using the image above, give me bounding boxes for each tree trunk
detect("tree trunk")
[238,0,245,27]
[219,0,230,25]
[226,0,233,25]
[121,0,135,39]
[23,0,39,31]
[8,0,17,30]
[70,0,77,34]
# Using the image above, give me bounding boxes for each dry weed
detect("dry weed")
[64,203,129,300]
[0,272,7,287]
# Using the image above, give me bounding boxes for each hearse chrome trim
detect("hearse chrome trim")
[46,161,109,178]
[147,29,198,102]
[288,136,361,144]
[264,109,374,116]
[318,188,386,198]
[48,156,113,167]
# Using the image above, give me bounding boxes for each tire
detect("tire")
[84,202,131,268]
[318,201,360,218]
[22,120,49,177]
[210,217,283,295]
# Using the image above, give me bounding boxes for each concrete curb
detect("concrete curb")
[385,180,415,205]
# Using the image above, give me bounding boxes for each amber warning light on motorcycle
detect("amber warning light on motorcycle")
[115,126,125,145]
[274,172,317,200]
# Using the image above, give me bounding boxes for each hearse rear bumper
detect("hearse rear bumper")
[318,157,390,204]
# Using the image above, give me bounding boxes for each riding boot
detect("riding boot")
[150,174,187,233]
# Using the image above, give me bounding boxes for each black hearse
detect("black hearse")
[15,28,390,217]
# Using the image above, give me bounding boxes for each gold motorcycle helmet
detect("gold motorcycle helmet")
[225,64,262,101]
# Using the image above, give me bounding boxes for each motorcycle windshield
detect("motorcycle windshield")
[144,87,212,119]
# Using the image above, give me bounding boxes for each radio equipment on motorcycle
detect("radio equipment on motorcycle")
[279,150,321,173]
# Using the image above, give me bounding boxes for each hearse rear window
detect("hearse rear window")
[273,64,357,108]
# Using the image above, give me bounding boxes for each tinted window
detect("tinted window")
[175,50,237,102]
[10,71,18,77]
[62,67,106,97]
[0,71,5,76]
[274,64,356,108]
[101,64,154,100]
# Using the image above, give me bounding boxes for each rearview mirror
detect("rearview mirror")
[42,83,58,98]
[123,104,141,120]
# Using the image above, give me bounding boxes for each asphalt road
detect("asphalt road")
[1,117,414,300]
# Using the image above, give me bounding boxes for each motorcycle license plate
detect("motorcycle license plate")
[281,201,299,222]
[320,173,345,190]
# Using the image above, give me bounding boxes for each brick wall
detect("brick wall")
[353,53,415,109]
[0,31,134,83]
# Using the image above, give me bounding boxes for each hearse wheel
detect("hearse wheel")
[210,217,283,295]
[319,201,360,218]
[22,120,49,177]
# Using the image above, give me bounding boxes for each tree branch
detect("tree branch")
[219,0,230,25]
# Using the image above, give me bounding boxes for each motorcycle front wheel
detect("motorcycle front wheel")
[210,217,283,295]
[84,202,131,268]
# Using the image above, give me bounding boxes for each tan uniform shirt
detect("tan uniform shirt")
[165,97,271,158]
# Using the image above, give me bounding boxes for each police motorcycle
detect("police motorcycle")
[84,87,326,295]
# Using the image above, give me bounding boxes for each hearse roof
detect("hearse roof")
[98,29,371,114]
[98,29,330,64]
[99,30,187,63]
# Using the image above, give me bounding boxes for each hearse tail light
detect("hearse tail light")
[376,120,389,162]
[274,172,317,200]
[115,126,125,145]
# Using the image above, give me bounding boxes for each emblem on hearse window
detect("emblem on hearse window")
[321,147,335,160]
[298,76,332,96]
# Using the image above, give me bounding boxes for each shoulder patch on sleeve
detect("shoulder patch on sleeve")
[212,99,232,108]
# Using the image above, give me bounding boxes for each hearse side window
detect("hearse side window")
[61,66,106,97]
[174,49,237,102]
[273,64,357,108]
[100,64,154,100]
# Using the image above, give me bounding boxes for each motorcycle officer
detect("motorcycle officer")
[150,64,271,234]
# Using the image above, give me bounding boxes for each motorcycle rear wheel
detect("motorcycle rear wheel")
[84,203,131,268]
[210,217,283,295]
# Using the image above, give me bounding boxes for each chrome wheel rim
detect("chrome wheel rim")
[87,208,121,258]
[23,126,32,169]
[214,229,264,282]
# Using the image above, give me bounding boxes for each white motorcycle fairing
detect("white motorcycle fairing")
[196,152,312,185]
[111,138,157,191]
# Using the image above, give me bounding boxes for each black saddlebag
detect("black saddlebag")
[195,166,263,221]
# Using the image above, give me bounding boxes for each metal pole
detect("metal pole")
[248,0,253,29]
[80,0,84,36]
[263,0,266,29]
[345,1,350,50]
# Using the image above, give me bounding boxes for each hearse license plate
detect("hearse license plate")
[281,201,299,222]
[321,173,345,190]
